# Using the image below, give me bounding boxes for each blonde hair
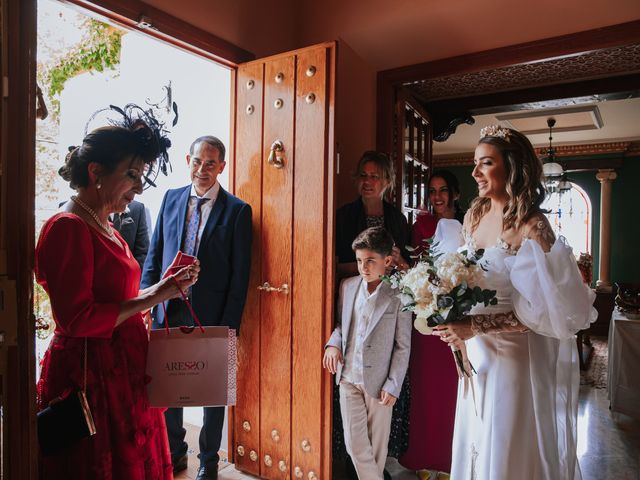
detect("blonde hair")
[468,128,545,233]
[353,151,396,196]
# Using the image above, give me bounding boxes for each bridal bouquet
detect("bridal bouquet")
[385,239,497,375]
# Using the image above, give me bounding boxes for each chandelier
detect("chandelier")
[542,118,562,177]
[541,118,571,194]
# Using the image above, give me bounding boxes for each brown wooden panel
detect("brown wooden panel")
[392,89,405,210]
[260,54,295,479]
[233,61,264,476]
[3,0,38,478]
[291,46,327,480]
[407,109,415,211]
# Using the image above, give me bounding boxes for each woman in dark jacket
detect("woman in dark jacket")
[336,150,410,279]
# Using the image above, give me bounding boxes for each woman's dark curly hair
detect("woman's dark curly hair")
[59,104,172,189]
[429,169,465,223]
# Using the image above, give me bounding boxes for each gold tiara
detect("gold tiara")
[480,125,511,141]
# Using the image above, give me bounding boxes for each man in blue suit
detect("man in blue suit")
[141,135,252,480]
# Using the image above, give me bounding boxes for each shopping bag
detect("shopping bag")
[146,326,237,407]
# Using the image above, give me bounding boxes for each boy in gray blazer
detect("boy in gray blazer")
[324,227,412,480]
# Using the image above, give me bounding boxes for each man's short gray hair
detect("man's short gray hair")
[189,135,226,161]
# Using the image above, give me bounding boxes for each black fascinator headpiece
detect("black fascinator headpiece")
[84,103,172,189]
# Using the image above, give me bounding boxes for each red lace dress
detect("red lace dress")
[35,213,172,480]
[400,213,458,472]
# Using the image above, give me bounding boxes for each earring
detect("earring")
[96,182,102,190]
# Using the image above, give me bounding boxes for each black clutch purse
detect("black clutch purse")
[37,338,97,456]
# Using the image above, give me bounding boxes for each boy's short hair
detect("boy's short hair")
[351,227,394,256]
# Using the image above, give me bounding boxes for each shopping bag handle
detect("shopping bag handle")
[160,277,205,335]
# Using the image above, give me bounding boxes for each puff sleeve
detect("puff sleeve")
[432,218,464,254]
[504,236,597,339]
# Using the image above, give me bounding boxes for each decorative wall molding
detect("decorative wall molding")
[433,114,474,142]
[408,43,640,101]
[434,141,640,167]
[626,141,640,157]
[540,142,632,157]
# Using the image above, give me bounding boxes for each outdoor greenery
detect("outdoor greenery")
[40,18,123,115]
[35,13,125,342]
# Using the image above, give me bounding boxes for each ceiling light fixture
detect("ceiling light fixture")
[542,118,564,178]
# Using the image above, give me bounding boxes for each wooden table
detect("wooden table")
[607,308,640,419]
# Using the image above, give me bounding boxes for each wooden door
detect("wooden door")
[232,42,336,480]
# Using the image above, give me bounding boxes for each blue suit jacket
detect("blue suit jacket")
[141,185,252,333]
[113,200,149,270]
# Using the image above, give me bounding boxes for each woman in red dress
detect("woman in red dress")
[36,111,199,480]
[400,170,463,478]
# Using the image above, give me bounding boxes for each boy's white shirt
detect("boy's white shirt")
[326,275,412,399]
[342,279,383,385]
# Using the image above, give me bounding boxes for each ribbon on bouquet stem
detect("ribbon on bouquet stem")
[451,341,476,377]
[451,341,478,416]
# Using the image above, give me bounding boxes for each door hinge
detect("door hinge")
[137,15,157,30]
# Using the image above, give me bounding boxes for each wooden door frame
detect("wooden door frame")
[376,20,640,157]
[2,0,37,477]
[64,0,254,66]
[1,1,254,477]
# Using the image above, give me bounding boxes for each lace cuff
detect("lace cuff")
[469,311,529,335]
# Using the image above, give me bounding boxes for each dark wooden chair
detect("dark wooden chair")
[577,289,615,370]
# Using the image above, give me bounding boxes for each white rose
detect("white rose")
[414,316,433,335]
[414,301,435,320]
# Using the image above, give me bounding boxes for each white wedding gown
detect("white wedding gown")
[434,219,597,480]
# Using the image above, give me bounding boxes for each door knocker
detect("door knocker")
[268,140,285,169]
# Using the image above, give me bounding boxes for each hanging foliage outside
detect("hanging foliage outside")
[40,19,123,112]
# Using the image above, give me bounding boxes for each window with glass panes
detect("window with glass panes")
[399,104,431,226]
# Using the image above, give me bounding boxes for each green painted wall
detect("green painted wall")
[445,155,640,287]
[610,156,640,283]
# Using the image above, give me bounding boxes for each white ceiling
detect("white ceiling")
[433,97,640,155]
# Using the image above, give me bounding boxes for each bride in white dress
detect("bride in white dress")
[433,126,597,480]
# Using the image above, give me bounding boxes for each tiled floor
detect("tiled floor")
[576,386,640,479]
[177,385,640,479]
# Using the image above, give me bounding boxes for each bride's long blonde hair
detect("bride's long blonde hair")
[468,128,546,233]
